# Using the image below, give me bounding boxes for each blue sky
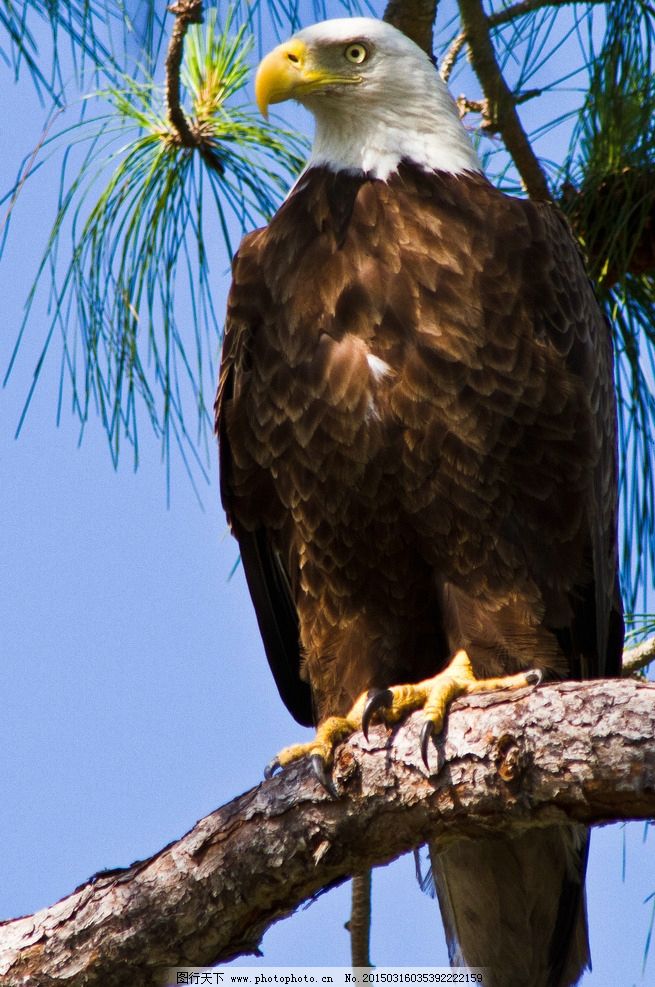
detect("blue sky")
[1,4,654,983]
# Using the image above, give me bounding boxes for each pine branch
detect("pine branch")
[562,169,655,286]
[2,678,655,985]
[165,0,205,149]
[487,0,606,29]
[439,32,466,82]
[456,0,553,200]
[383,0,441,56]
[164,1,230,178]
[623,634,655,675]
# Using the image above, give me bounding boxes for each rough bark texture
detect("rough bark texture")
[2,679,655,986]
[383,0,440,56]
[165,1,203,148]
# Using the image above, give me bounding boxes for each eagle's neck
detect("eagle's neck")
[305,75,481,180]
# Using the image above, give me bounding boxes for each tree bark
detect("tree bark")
[456,0,552,200]
[1,679,655,985]
[383,0,440,56]
[165,1,204,148]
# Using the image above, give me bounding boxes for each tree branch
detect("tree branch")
[383,0,440,56]
[2,679,655,985]
[440,32,466,83]
[165,1,204,149]
[488,0,606,30]
[623,634,655,675]
[456,0,553,200]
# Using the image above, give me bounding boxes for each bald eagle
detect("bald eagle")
[216,17,624,987]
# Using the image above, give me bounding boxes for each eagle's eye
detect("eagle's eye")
[344,42,368,65]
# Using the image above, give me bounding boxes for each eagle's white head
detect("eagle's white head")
[255,17,481,180]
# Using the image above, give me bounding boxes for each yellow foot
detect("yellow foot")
[360,649,542,767]
[264,692,373,790]
[265,650,541,788]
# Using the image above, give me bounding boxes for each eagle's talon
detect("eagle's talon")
[362,687,394,740]
[310,753,337,795]
[526,669,543,686]
[420,720,435,768]
[264,757,281,780]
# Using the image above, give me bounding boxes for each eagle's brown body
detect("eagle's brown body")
[216,162,624,986]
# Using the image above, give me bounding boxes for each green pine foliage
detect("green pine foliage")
[3,7,307,486]
[561,0,655,612]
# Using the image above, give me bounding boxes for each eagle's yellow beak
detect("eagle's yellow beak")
[256,40,316,118]
[255,40,360,118]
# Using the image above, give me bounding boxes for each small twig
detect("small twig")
[443,1,604,84]
[455,95,495,128]
[488,0,606,30]
[348,871,372,967]
[440,31,466,82]
[165,0,203,148]
[515,87,543,104]
[457,87,543,127]
[623,634,655,677]
[456,0,552,201]
[164,2,224,174]
[443,2,605,80]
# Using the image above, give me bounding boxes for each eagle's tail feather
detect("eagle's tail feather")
[429,825,590,987]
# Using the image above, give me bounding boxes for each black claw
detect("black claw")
[362,687,393,741]
[264,757,281,780]
[526,669,543,686]
[310,754,337,796]
[420,720,435,769]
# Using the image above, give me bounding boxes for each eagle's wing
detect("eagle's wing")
[406,184,623,987]
[510,199,623,678]
[215,233,313,728]
[384,169,623,682]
